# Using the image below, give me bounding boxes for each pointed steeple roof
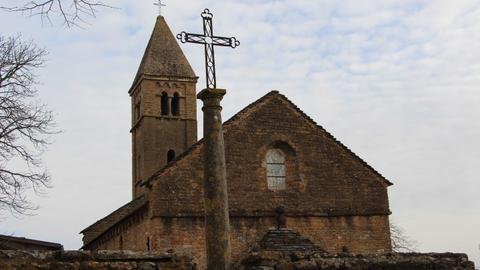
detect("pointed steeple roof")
[130,16,196,92]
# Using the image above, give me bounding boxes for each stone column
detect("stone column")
[197,88,231,270]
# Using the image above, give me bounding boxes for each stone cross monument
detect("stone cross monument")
[177,9,240,89]
[177,8,240,270]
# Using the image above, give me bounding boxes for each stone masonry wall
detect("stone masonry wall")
[237,251,475,270]
[80,92,394,269]
[125,215,390,270]
[131,78,197,199]
[0,250,196,270]
[89,214,390,269]
[1,250,474,270]
[141,92,392,269]
[150,92,391,218]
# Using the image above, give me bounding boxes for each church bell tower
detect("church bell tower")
[129,16,198,198]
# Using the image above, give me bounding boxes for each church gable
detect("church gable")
[148,91,391,218]
[223,91,390,215]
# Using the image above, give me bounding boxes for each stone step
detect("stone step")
[258,229,324,252]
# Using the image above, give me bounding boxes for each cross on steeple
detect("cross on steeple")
[177,9,240,89]
[154,0,166,16]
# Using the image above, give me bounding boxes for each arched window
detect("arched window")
[167,150,175,163]
[161,92,169,115]
[146,236,151,252]
[171,93,180,116]
[266,148,286,190]
[135,102,140,120]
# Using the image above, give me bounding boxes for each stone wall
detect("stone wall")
[0,250,195,270]
[1,250,474,270]
[131,77,198,199]
[82,196,148,247]
[237,251,475,270]
[150,92,391,217]
[86,215,391,270]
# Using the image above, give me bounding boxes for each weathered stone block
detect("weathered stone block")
[0,250,195,270]
[239,252,475,270]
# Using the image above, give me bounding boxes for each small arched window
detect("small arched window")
[167,150,175,163]
[266,148,286,190]
[161,92,169,115]
[135,102,141,121]
[171,93,180,116]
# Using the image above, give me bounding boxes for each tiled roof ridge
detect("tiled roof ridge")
[80,195,147,234]
[0,234,63,249]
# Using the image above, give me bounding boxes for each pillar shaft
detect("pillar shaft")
[197,88,231,270]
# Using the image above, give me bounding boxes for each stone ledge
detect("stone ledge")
[237,251,476,270]
[0,250,196,270]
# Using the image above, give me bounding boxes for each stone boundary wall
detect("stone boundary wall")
[0,250,196,270]
[237,251,476,270]
[0,250,475,270]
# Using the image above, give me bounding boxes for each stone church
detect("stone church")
[81,16,393,268]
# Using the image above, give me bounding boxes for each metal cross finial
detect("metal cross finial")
[177,8,240,89]
[154,0,166,16]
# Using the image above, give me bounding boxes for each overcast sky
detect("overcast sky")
[1,0,479,266]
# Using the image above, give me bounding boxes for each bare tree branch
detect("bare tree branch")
[0,35,57,216]
[0,0,113,27]
[391,221,417,252]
